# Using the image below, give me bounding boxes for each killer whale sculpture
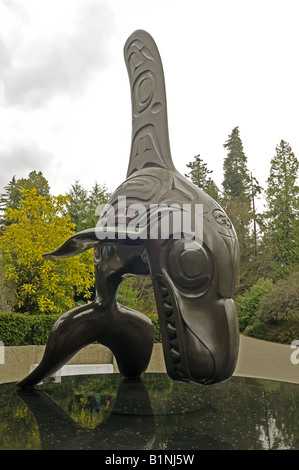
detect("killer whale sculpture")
[18,30,239,388]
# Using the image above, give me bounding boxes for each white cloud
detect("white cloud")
[0,139,54,191]
[1,0,115,107]
[0,0,299,200]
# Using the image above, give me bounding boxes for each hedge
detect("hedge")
[0,313,60,346]
[0,312,162,346]
[2,311,296,348]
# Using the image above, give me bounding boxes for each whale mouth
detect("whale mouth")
[156,278,188,381]
[153,277,215,384]
[152,276,239,385]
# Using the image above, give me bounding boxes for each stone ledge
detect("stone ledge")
[0,343,113,384]
[30,363,114,383]
[0,343,166,384]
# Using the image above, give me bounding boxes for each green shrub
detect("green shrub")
[265,321,299,344]
[257,271,299,323]
[147,313,161,343]
[117,277,156,314]
[244,321,268,340]
[236,278,274,332]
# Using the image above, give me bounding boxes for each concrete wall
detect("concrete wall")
[0,343,166,384]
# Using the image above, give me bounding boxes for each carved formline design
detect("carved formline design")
[124,30,175,176]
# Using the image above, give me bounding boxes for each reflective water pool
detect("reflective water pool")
[0,374,298,450]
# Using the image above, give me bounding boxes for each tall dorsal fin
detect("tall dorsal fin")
[124,30,175,177]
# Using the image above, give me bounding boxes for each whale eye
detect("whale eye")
[167,240,214,295]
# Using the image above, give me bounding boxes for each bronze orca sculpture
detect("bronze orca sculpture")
[18,30,239,388]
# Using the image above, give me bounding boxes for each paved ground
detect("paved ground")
[234,335,299,384]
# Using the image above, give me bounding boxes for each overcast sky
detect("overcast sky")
[0,0,298,211]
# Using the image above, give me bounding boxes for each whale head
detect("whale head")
[145,173,240,385]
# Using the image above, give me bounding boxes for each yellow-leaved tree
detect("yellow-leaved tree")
[0,188,94,314]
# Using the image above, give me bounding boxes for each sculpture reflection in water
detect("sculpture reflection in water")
[18,29,239,389]
[14,375,299,450]
[18,379,156,451]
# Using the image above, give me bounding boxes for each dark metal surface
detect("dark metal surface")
[18,30,239,388]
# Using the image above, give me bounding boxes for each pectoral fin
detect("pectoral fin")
[43,226,143,259]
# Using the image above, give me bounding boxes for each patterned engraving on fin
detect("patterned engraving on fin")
[124,30,174,176]
[131,124,165,169]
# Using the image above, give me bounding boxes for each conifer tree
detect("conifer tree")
[185,154,220,201]
[223,126,251,202]
[0,171,50,227]
[86,182,110,228]
[67,180,110,231]
[222,127,262,292]
[263,139,299,276]
[66,180,89,232]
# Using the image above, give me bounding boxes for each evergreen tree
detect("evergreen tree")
[185,154,220,200]
[67,180,89,232]
[86,182,110,228]
[0,171,50,227]
[0,176,19,227]
[263,139,299,277]
[223,126,251,202]
[67,180,110,231]
[18,171,50,198]
[222,127,263,292]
